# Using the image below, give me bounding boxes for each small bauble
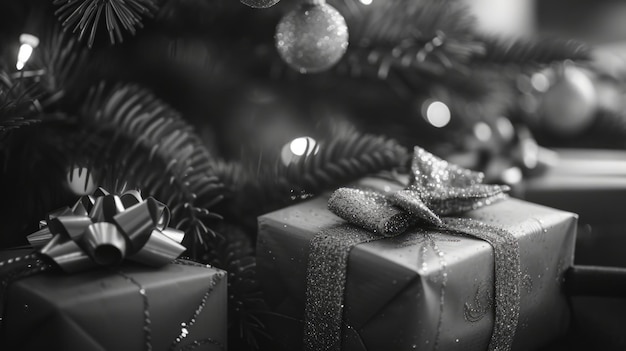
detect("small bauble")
[275,1,349,74]
[240,0,280,8]
[540,66,597,136]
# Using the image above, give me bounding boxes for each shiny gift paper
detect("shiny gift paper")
[0,252,227,351]
[257,177,577,351]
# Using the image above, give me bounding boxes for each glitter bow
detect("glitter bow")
[26,188,186,273]
[304,146,520,351]
[328,146,510,235]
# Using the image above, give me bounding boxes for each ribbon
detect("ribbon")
[304,146,521,351]
[26,188,186,273]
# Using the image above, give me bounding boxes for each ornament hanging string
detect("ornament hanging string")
[303,146,521,351]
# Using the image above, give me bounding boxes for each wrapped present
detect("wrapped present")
[0,255,227,351]
[257,147,577,351]
[0,188,227,351]
[514,148,626,225]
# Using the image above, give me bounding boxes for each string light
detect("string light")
[495,117,515,142]
[501,166,523,185]
[281,136,319,165]
[473,122,492,142]
[530,72,550,93]
[16,33,39,70]
[423,100,451,128]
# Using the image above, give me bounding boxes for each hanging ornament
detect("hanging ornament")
[539,65,597,136]
[275,0,349,74]
[66,167,97,196]
[53,0,159,48]
[240,0,280,8]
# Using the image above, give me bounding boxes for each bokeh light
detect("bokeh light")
[423,100,451,128]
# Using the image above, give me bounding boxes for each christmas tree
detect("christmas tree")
[0,0,607,349]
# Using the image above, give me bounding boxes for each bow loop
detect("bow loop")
[70,194,95,216]
[89,194,125,223]
[328,188,412,237]
[28,188,186,273]
[81,222,127,266]
[329,146,510,234]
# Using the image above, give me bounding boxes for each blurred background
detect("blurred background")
[1,0,626,350]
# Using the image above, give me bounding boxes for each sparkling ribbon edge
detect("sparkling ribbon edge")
[303,224,385,351]
[303,217,521,351]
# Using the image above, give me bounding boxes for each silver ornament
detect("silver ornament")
[240,0,280,8]
[275,2,349,74]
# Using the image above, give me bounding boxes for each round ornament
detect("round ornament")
[240,0,280,8]
[539,66,597,136]
[275,1,349,74]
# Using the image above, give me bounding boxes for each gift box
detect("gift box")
[257,176,577,351]
[0,250,227,351]
[515,148,626,225]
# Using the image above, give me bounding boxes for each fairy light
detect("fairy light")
[423,100,451,128]
[530,72,550,93]
[501,166,523,185]
[281,136,319,165]
[16,33,39,70]
[290,137,318,156]
[473,122,492,142]
[495,117,515,142]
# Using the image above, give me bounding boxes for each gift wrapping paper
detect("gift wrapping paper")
[0,254,227,351]
[257,177,577,351]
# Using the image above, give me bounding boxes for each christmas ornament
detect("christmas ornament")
[539,66,597,136]
[66,167,96,195]
[240,0,280,8]
[275,0,349,73]
[53,0,159,48]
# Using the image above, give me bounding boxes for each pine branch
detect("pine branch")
[53,0,159,48]
[75,83,224,257]
[215,126,408,221]
[475,36,592,65]
[0,70,44,117]
[204,222,271,351]
[0,20,90,115]
[0,71,47,153]
[336,0,476,44]
[31,20,91,107]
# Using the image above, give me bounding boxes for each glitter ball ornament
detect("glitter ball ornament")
[275,1,349,74]
[539,66,597,136]
[240,0,280,8]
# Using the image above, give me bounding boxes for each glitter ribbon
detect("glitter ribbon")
[304,146,521,351]
[26,187,186,273]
